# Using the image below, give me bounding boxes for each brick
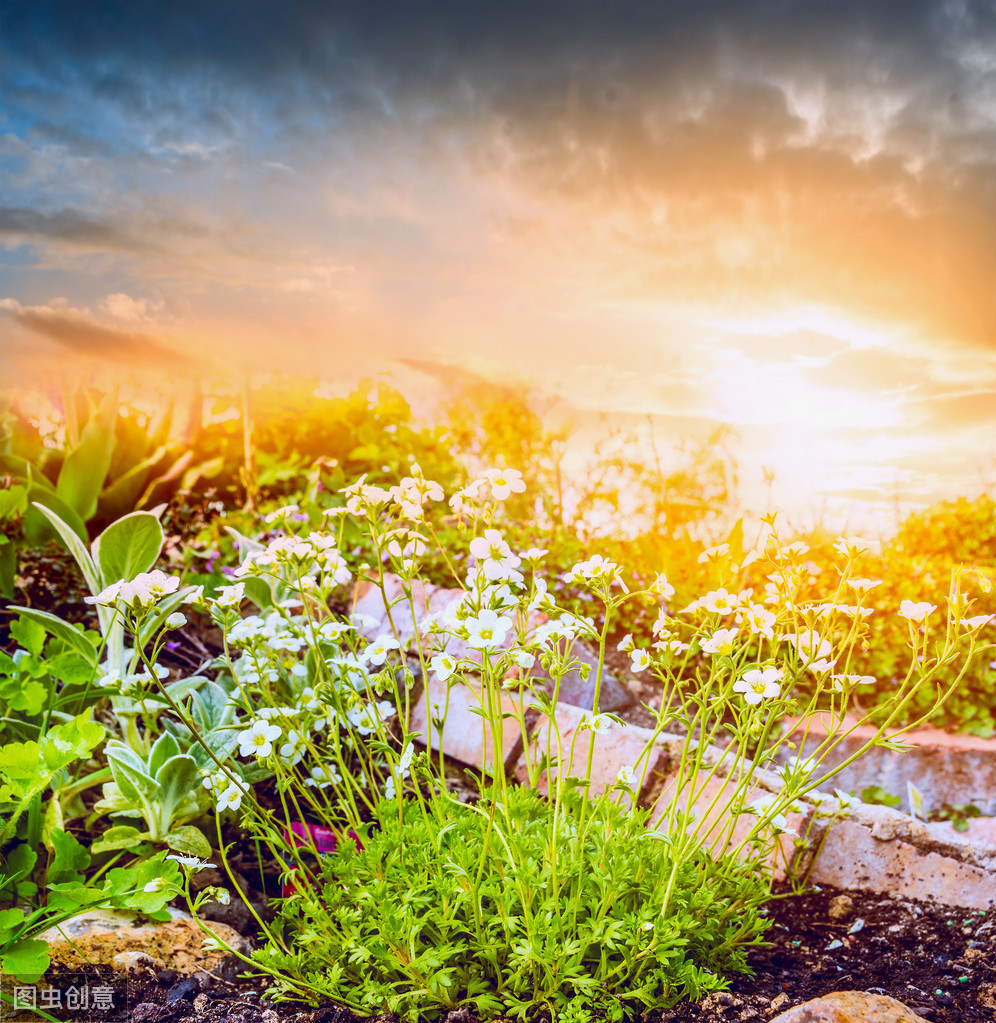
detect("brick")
[409,678,524,775]
[647,772,810,881]
[782,711,996,815]
[807,818,996,910]
[513,702,665,806]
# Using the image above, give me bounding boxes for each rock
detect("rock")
[828,894,854,920]
[808,819,996,910]
[37,908,249,977]
[514,701,665,805]
[110,949,161,973]
[782,713,996,816]
[769,991,931,1022]
[530,640,634,712]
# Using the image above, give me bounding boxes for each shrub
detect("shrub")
[260,788,768,1021]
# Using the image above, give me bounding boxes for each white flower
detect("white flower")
[214,889,231,905]
[143,879,166,893]
[239,719,282,758]
[485,467,526,501]
[520,547,548,563]
[733,668,782,705]
[349,612,380,633]
[846,578,882,593]
[630,649,651,673]
[167,855,215,872]
[697,543,729,564]
[649,573,675,599]
[616,633,635,653]
[464,609,514,651]
[808,658,837,675]
[279,729,307,763]
[833,788,856,810]
[657,639,690,655]
[304,764,342,789]
[430,652,458,681]
[363,634,401,666]
[737,603,776,640]
[899,600,936,623]
[834,536,870,557]
[700,628,738,656]
[585,713,608,733]
[215,583,245,608]
[831,673,876,691]
[469,529,522,581]
[701,589,738,614]
[567,555,622,587]
[341,476,392,515]
[962,614,995,630]
[785,629,831,662]
[510,649,535,670]
[165,612,187,629]
[134,570,180,601]
[616,766,639,789]
[398,742,415,772]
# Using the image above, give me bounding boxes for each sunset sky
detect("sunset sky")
[2,1,996,532]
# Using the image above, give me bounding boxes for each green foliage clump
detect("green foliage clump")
[261,788,769,1022]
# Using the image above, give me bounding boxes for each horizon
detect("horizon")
[3,1,996,531]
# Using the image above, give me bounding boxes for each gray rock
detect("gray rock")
[533,641,633,712]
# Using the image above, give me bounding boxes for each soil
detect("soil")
[12,885,989,1023]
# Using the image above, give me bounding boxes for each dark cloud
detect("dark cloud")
[0,208,159,253]
[0,299,190,365]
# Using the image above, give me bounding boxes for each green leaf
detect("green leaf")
[0,845,37,889]
[56,390,118,522]
[0,542,16,599]
[91,511,164,588]
[90,825,151,854]
[0,675,46,715]
[9,614,46,658]
[163,825,212,858]
[0,907,26,942]
[0,713,104,803]
[105,749,159,807]
[105,853,181,913]
[30,503,99,592]
[0,937,49,980]
[8,608,99,667]
[48,829,90,884]
[0,483,27,520]
[148,731,181,777]
[156,755,200,811]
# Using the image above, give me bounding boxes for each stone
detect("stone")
[529,640,633,712]
[37,908,249,976]
[410,677,524,774]
[782,712,996,815]
[110,949,161,973]
[513,701,665,804]
[647,771,811,881]
[827,894,854,920]
[807,818,996,910]
[769,991,930,1022]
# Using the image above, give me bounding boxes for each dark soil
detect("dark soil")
[15,885,990,1023]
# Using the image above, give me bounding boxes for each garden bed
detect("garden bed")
[20,885,990,1023]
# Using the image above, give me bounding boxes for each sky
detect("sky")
[2,0,996,533]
